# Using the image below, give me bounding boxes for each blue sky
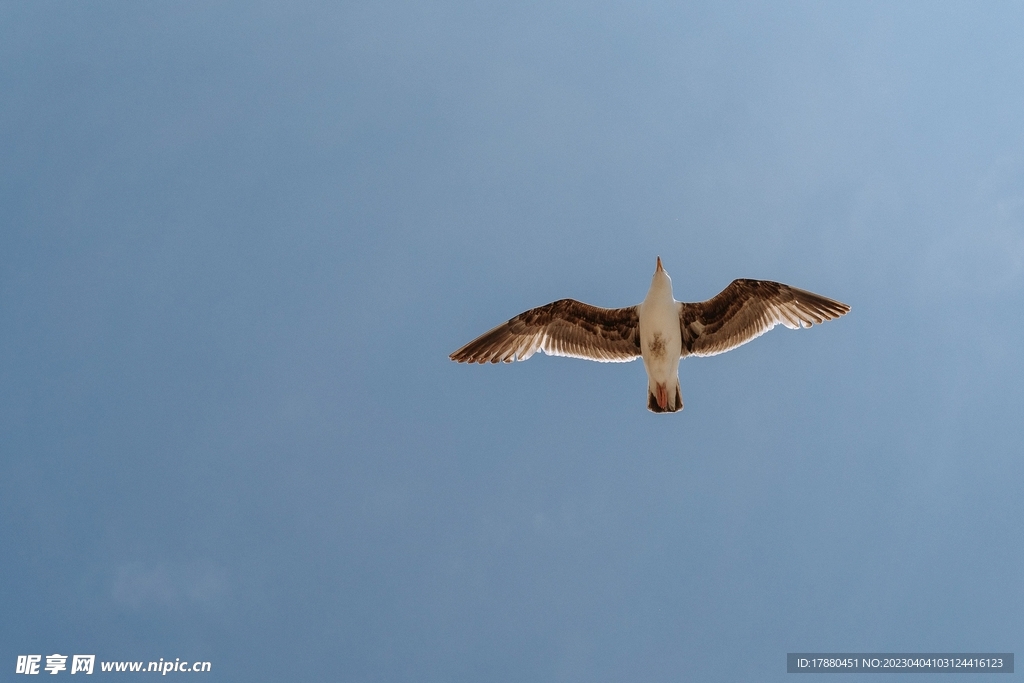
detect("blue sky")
[2,2,1023,681]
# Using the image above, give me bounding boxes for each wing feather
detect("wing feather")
[679,279,849,357]
[450,299,641,363]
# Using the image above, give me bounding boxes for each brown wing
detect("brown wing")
[450,299,641,363]
[678,279,849,357]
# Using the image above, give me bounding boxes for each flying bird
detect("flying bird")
[450,258,849,413]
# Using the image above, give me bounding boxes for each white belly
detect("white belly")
[639,299,681,382]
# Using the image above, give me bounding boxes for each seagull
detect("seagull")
[450,257,850,412]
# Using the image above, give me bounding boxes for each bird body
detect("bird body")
[450,258,849,413]
[639,257,683,412]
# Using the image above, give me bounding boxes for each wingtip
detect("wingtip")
[825,301,851,319]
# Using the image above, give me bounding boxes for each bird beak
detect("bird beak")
[656,256,663,273]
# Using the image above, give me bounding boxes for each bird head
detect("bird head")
[649,256,673,294]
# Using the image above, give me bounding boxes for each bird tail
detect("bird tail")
[647,379,683,413]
